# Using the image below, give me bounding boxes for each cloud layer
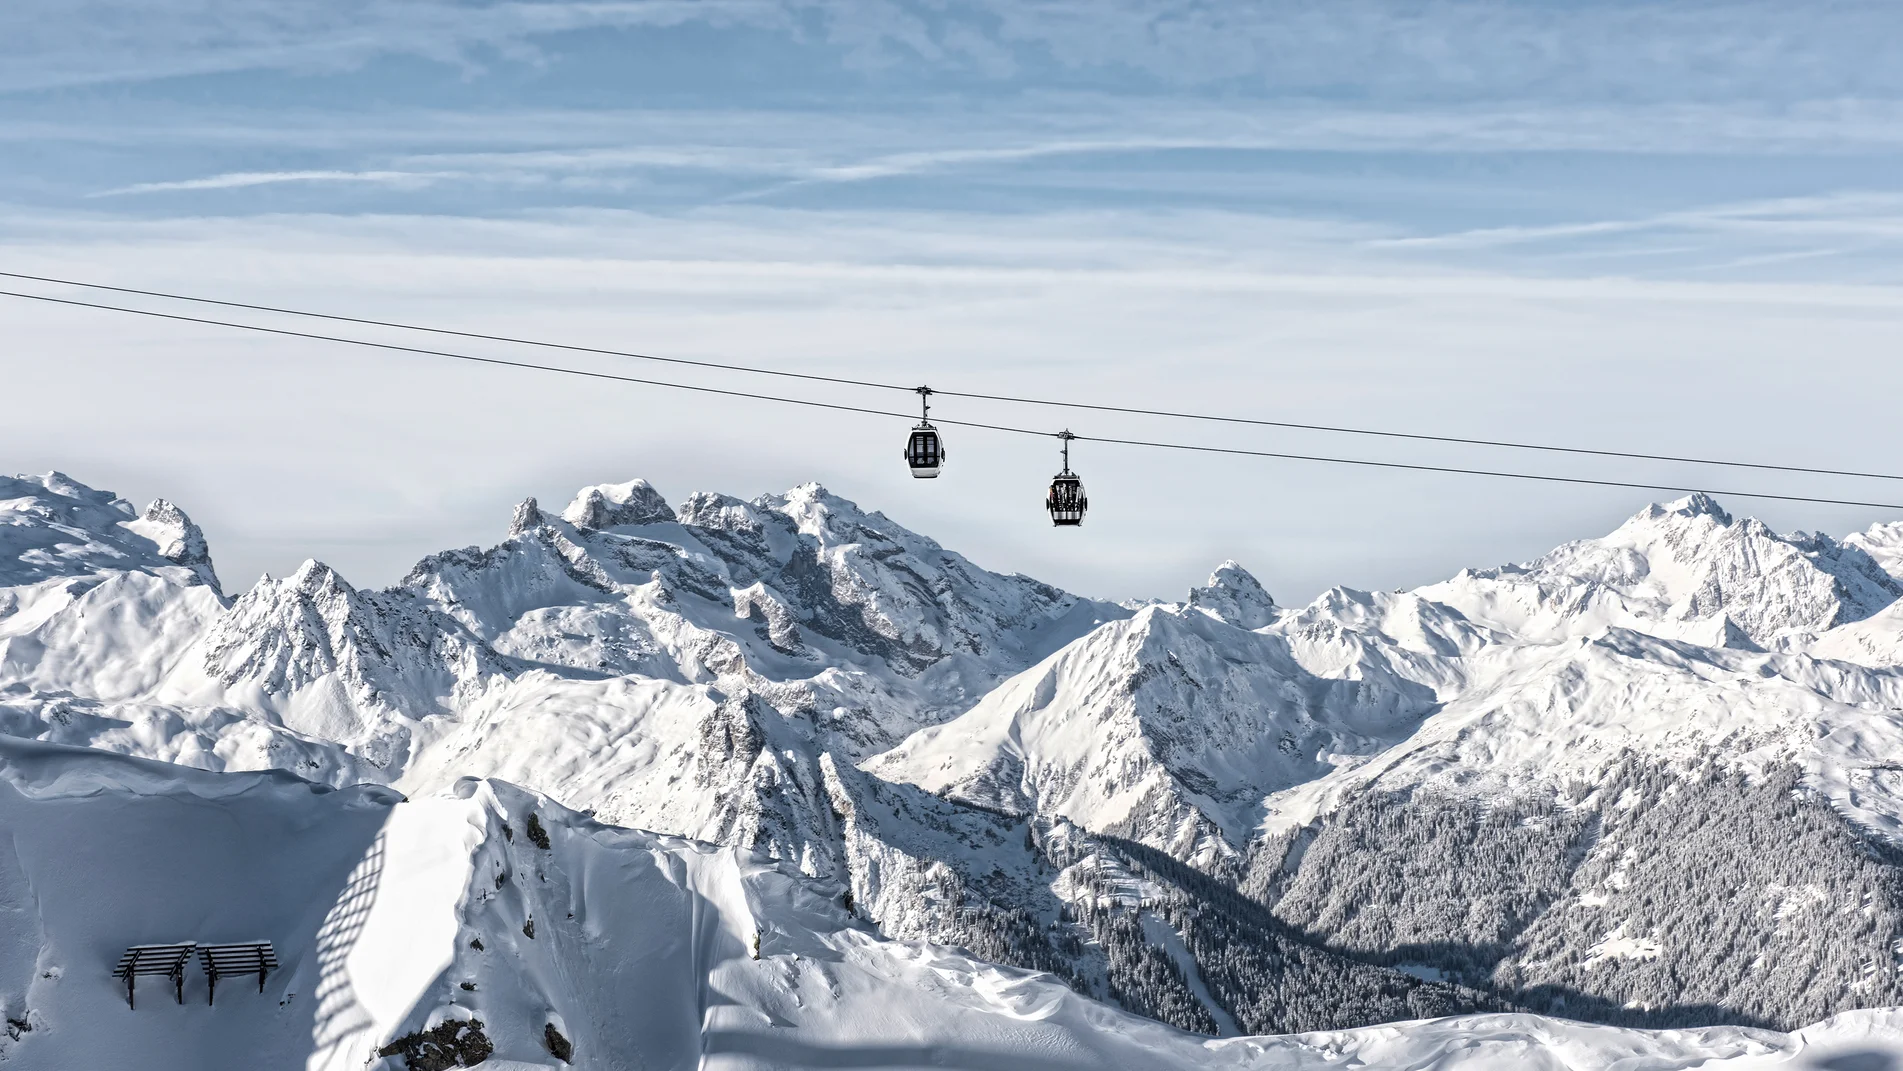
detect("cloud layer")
[6,204,1901,601]
[4,0,1901,602]
[6,0,1903,102]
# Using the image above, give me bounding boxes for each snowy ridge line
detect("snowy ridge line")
[9,267,1903,485]
[7,287,1903,507]
[8,470,1903,1045]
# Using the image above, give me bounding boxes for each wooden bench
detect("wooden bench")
[111,943,196,1009]
[198,942,278,1005]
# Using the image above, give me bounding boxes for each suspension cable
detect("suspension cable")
[4,285,1901,511]
[0,270,900,393]
[2,268,1897,485]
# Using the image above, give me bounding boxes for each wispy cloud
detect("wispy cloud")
[797,138,1250,182]
[94,169,452,196]
[6,204,1903,601]
[1376,192,1903,252]
[5,0,1903,106]
[25,97,1903,176]
[3,2,1900,608]
[0,1,791,93]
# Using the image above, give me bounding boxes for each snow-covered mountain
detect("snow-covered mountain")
[880,492,1903,850]
[868,600,1440,865]
[6,735,1899,1071]
[5,468,1903,1062]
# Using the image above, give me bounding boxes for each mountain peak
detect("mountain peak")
[771,481,865,527]
[1,472,219,590]
[508,497,545,537]
[127,498,219,592]
[563,479,673,530]
[33,470,136,516]
[1653,493,1734,525]
[277,558,354,599]
[1187,559,1276,630]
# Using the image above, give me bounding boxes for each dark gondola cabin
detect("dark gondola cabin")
[1046,472,1086,526]
[905,425,943,478]
[1046,430,1086,526]
[904,386,945,478]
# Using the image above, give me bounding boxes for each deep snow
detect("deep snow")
[3,736,1901,1071]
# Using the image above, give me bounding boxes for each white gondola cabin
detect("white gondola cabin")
[904,387,945,478]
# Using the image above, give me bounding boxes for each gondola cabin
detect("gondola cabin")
[1046,472,1087,526]
[905,424,944,478]
[1046,430,1086,525]
[904,386,945,478]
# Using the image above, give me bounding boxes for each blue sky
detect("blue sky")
[4,1,1903,602]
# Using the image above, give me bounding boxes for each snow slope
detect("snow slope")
[2,736,1901,1071]
[879,496,1903,853]
[8,469,1903,1044]
[869,599,1439,864]
[0,473,224,701]
[0,471,1124,850]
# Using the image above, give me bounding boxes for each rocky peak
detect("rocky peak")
[677,492,774,535]
[1187,560,1276,630]
[508,497,546,538]
[127,499,219,592]
[226,559,366,632]
[562,480,673,530]
[1426,495,1903,650]
[203,559,386,696]
[1655,492,1734,525]
[770,483,875,541]
[1,472,213,589]
[1844,520,1903,583]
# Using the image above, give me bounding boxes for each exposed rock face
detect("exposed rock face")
[131,499,218,591]
[508,497,546,538]
[562,480,674,529]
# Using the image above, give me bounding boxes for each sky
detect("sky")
[3,0,1903,605]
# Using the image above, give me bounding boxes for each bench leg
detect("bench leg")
[258,967,267,994]
[175,968,184,1005]
[208,970,216,1007]
[127,973,135,1011]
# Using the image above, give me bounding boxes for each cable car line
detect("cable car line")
[4,285,1903,512]
[0,269,900,394]
[0,286,949,426]
[1065,432,1903,511]
[3,268,1900,486]
[930,388,1903,485]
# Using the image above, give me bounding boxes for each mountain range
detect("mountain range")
[4,469,1903,1068]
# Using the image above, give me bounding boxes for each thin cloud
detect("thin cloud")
[6,0,1903,105]
[95,169,452,197]
[1375,192,1903,251]
[16,98,1903,168]
[801,138,1245,182]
